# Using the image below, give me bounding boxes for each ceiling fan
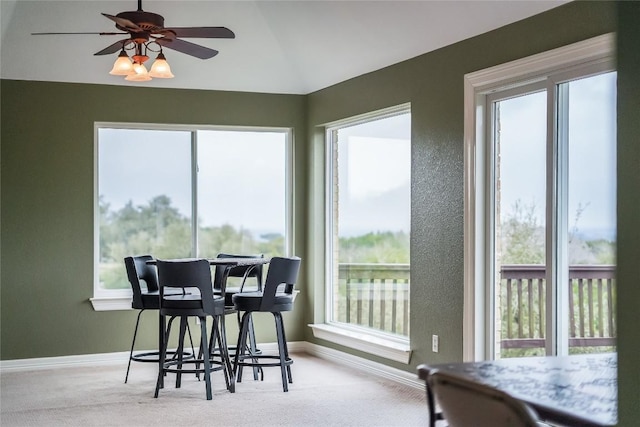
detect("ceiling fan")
[32,0,235,80]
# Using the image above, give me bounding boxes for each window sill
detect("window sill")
[89,296,132,311]
[309,323,412,364]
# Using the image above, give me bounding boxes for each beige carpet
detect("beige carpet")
[1,352,429,426]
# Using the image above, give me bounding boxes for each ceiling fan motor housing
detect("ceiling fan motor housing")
[116,10,165,33]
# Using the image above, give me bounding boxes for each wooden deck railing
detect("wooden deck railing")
[335,263,616,348]
[500,264,616,349]
[337,263,410,337]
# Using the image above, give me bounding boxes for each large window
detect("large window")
[464,34,616,360]
[325,106,411,343]
[93,124,292,309]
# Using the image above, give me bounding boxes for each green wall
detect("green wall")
[0,82,308,357]
[616,1,640,424]
[3,1,639,424]
[305,0,616,369]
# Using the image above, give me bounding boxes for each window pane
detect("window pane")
[97,128,192,291]
[565,72,617,354]
[328,111,411,338]
[196,130,288,258]
[493,91,547,358]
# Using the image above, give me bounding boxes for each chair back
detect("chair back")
[260,256,301,311]
[213,253,264,292]
[124,255,159,308]
[156,259,217,315]
[427,370,540,427]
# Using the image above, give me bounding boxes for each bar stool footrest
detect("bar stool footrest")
[132,350,194,363]
[236,354,293,368]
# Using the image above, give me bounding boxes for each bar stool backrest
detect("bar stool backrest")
[156,259,218,315]
[213,253,264,293]
[124,254,158,309]
[260,256,301,311]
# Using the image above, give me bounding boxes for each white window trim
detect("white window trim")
[90,294,132,311]
[91,122,294,311]
[310,103,412,363]
[309,323,412,364]
[463,33,615,361]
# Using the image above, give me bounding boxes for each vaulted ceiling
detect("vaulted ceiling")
[1,1,567,94]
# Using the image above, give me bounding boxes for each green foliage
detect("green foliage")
[99,195,411,290]
[500,200,545,264]
[98,195,287,290]
[586,239,616,264]
[338,231,409,263]
[500,199,615,265]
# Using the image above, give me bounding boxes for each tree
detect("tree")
[500,200,544,264]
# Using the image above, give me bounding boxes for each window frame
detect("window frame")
[309,103,412,364]
[91,122,294,311]
[463,34,615,361]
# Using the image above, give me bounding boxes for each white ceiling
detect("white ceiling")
[1,0,567,94]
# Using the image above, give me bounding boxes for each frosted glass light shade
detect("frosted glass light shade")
[109,53,133,75]
[125,63,152,81]
[149,56,174,78]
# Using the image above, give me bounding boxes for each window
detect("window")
[312,105,411,362]
[92,124,292,310]
[464,34,616,360]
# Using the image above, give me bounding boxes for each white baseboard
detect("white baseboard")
[0,341,425,392]
[301,342,424,391]
[0,351,130,372]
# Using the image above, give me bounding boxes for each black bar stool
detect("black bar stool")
[154,258,234,400]
[232,256,301,392]
[123,255,194,383]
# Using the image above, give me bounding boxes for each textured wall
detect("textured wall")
[615,2,640,425]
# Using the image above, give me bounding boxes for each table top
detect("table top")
[146,257,270,267]
[418,353,617,427]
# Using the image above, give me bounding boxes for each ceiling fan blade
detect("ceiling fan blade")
[156,38,219,59]
[32,32,127,36]
[161,27,235,39]
[94,39,131,56]
[102,13,142,32]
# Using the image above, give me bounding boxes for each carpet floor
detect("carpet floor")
[1,352,429,426]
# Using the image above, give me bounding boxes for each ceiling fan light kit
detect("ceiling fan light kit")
[33,0,234,82]
[109,49,135,76]
[148,52,174,79]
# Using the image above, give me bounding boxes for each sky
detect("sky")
[98,128,287,233]
[99,114,412,238]
[498,71,617,239]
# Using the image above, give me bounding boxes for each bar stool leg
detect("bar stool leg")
[199,316,212,400]
[247,315,263,380]
[274,312,289,392]
[175,316,188,389]
[154,315,172,397]
[125,309,144,383]
[276,312,293,384]
[234,311,251,383]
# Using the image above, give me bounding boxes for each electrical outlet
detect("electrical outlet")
[432,335,439,353]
